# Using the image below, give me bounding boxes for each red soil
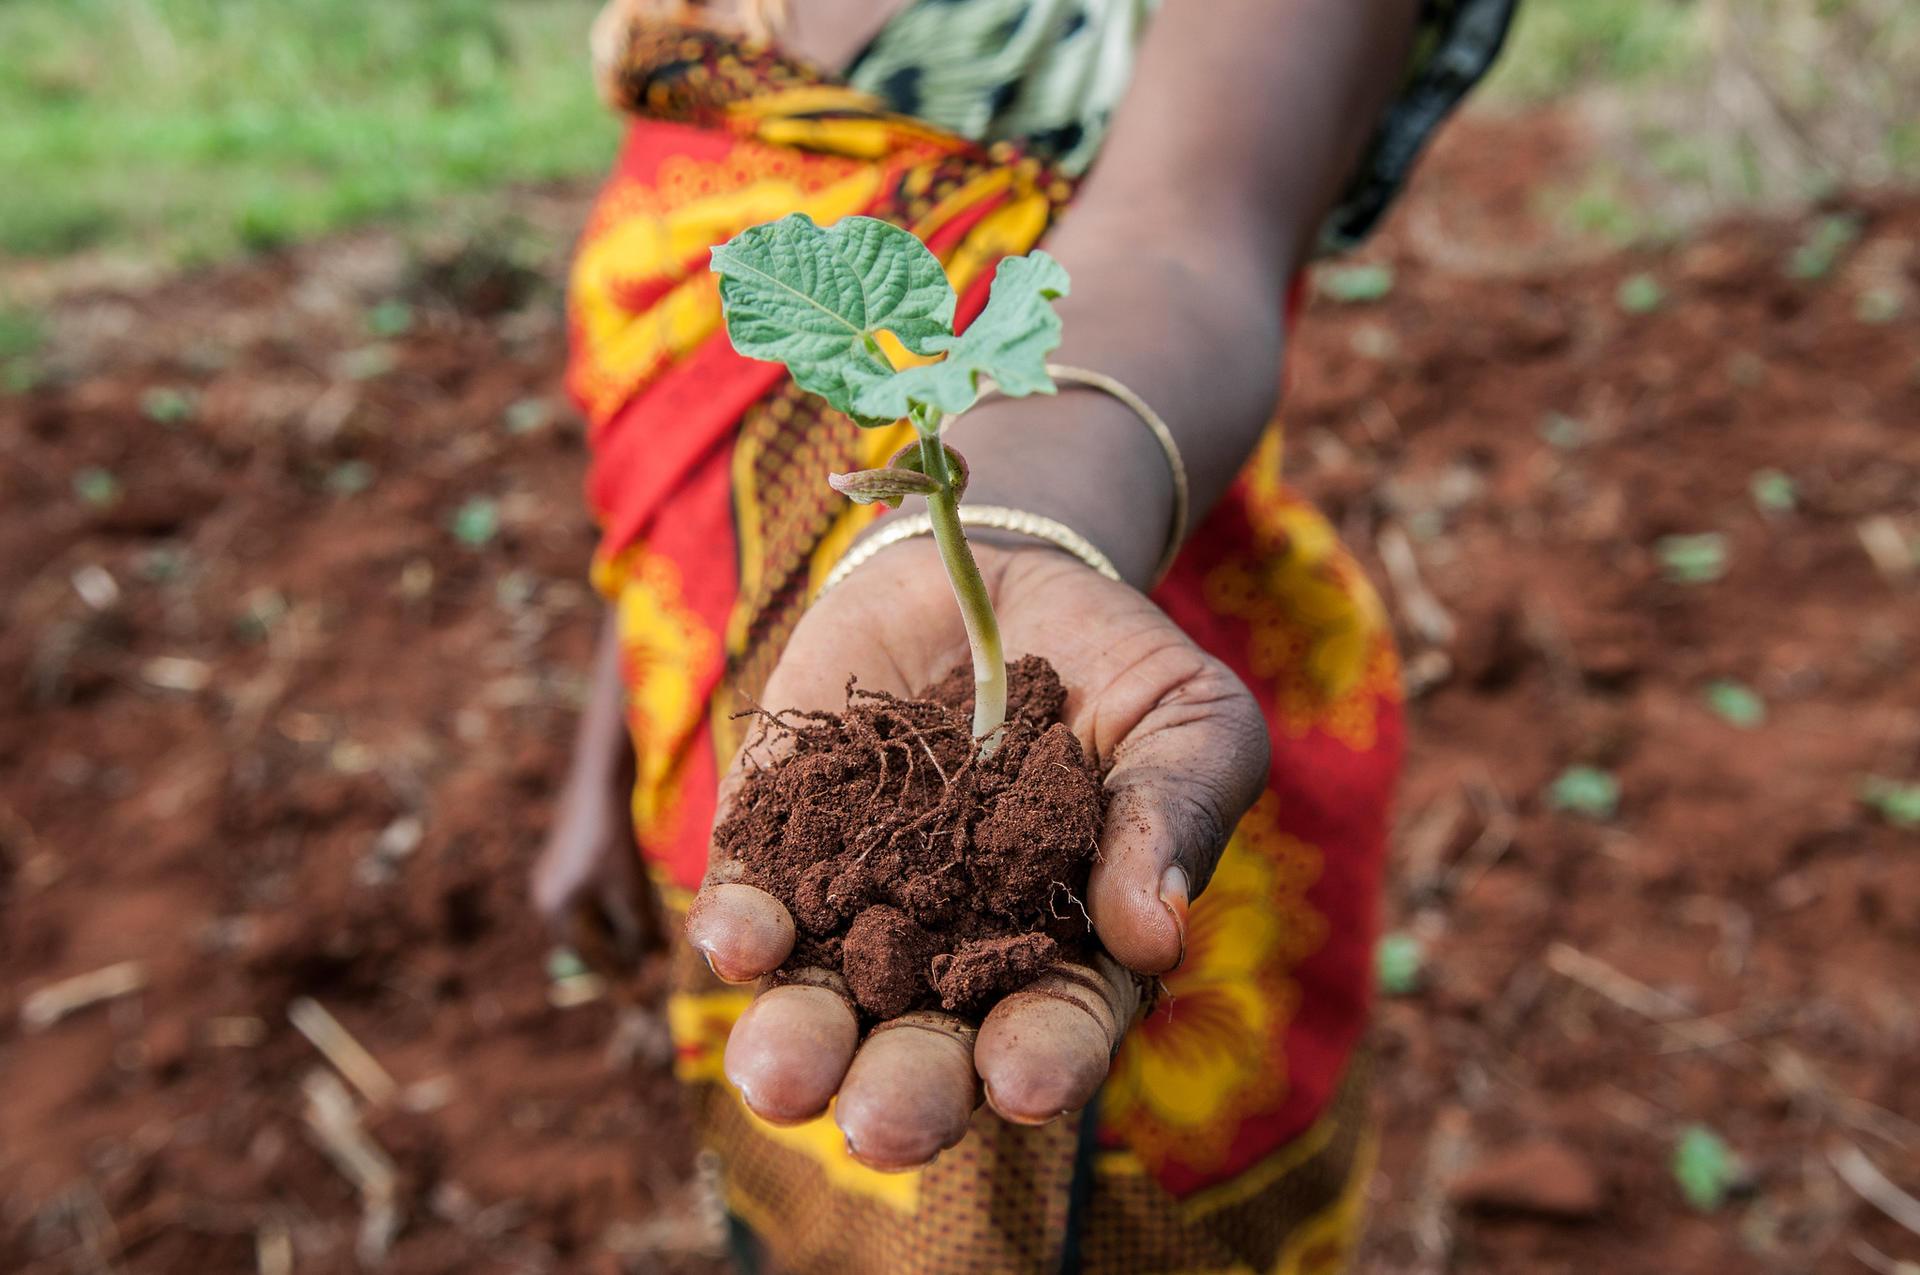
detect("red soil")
[4,115,1917,1272]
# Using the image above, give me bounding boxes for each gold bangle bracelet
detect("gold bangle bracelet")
[817,504,1123,599]
[978,362,1189,586]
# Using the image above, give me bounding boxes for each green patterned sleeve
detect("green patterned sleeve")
[1318,0,1520,254]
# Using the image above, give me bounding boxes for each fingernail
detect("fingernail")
[698,944,745,985]
[1158,865,1189,969]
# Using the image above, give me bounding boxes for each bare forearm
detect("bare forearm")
[566,613,633,797]
[955,0,1420,587]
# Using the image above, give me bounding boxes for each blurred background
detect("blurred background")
[2,1,1917,1272]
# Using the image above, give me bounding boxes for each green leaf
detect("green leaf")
[367,298,414,337]
[852,251,1070,420]
[1318,262,1395,304]
[1549,766,1620,819]
[1856,287,1903,325]
[1860,777,1920,829]
[1539,411,1589,450]
[337,344,397,380]
[1785,213,1860,281]
[712,213,956,425]
[327,460,375,496]
[504,397,552,435]
[449,496,500,547]
[73,466,121,509]
[1704,680,1765,729]
[1749,468,1796,514]
[1617,272,1667,314]
[1673,1125,1738,1212]
[141,386,196,424]
[1375,932,1425,997]
[546,948,589,983]
[1658,533,1728,584]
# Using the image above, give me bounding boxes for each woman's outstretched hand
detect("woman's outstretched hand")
[685,537,1268,1170]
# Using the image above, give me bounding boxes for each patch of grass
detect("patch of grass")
[1484,0,1708,103]
[0,0,614,265]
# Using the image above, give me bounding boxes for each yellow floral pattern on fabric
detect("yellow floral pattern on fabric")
[1203,431,1400,751]
[600,545,722,850]
[1102,793,1327,1175]
[1271,1130,1375,1275]
[568,145,883,424]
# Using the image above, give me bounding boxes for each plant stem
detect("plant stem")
[915,422,1007,745]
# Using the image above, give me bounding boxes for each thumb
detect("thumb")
[1086,665,1269,974]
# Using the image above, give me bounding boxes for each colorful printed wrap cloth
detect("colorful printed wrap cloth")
[566,7,1508,1272]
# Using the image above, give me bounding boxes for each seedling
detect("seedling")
[1703,680,1765,729]
[450,496,501,548]
[1549,765,1620,820]
[72,466,121,509]
[141,386,197,424]
[1616,272,1667,315]
[1785,213,1860,281]
[1673,1124,1741,1212]
[1658,532,1727,584]
[366,298,415,337]
[712,214,1071,743]
[1859,777,1920,829]
[1748,468,1796,515]
[1318,262,1395,304]
[1375,931,1425,997]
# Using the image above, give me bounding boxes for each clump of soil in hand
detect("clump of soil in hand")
[714,655,1106,1021]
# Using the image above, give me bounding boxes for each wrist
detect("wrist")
[942,390,1173,590]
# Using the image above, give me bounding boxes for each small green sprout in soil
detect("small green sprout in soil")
[1673,1124,1742,1212]
[1317,262,1395,304]
[450,496,501,548]
[545,948,590,984]
[1616,272,1667,315]
[1703,680,1765,729]
[504,397,553,435]
[326,460,376,496]
[1855,286,1904,325]
[1785,213,1861,281]
[141,386,197,424]
[1539,411,1589,451]
[712,213,1070,744]
[1375,931,1425,997]
[366,299,415,337]
[233,589,289,644]
[336,344,398,381]
[72,466,122,509]
[1748,468,1796,515]
[1658,532,1728,584]
[1549,765,1620,820]
[1859,777,1920,830]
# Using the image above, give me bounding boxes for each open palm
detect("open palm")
[687,536,1269,1170]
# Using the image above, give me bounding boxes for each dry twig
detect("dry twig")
[20,961,148,1032]
[288,996,399,1107]
[301,1069,402,1263]
[1830,1141,1920,1238]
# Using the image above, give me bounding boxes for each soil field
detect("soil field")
[4,115,1918,1273]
